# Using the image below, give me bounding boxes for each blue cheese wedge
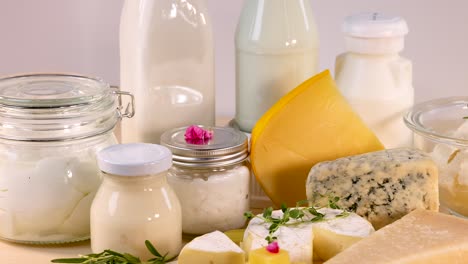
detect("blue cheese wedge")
[242,208,374,263]
[306,148,439,229]
[178,230,245,264]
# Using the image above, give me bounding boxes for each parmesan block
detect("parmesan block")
[178,231,245,264]
[243,208,374,263]
[325,209,468,264]
[306,148,439,229]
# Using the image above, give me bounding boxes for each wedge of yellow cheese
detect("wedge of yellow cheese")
[250,70,384,206]
[325,209,468,264]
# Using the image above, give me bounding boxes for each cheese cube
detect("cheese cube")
[325,209,468,264]
[249,247,291,264]
[178,231,245,264]
[306,148,439,229]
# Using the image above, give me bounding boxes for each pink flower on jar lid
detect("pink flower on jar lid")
[185,125,213,145]
[266,241,280,254]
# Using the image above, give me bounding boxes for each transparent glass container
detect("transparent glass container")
[161,126,250,235]
[92,143,182,260]
[0,74,134,244]
[405,97,468,218]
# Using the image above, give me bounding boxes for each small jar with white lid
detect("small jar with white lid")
[160,126,250,235]
[91,143,182,260]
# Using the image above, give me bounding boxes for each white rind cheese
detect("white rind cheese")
[325,209,468,264]
[242,208,374,263]
[306,148,439,229]
[178,231,245,264]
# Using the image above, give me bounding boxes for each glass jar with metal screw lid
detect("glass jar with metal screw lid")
[0,74,134,244]
[161,126,250,235]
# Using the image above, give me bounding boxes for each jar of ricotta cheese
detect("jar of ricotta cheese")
[0,74,134,244]
[161,126,250,235]
[92,143,182,260]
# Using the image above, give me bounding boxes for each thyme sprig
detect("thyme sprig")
[244,196,350,243]
[51,240,176,264]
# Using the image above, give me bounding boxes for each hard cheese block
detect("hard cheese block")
[178,231,245,264]
[242,208,374,263]
[325,209,468,264]
[306,148,439,229]
[250,70,384,206]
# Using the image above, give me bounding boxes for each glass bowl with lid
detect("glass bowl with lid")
[404,96,468,218]
[0,73,134,244]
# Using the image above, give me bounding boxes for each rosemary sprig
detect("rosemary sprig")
[244,196,350,243]
[51,240,176,264]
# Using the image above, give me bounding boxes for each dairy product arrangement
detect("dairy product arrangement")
[2,1,468,264]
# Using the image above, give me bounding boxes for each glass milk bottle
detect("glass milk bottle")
[235,0,319,132]
[335,13,414,148]
[120,0,215,144]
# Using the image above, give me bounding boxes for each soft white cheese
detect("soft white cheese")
[242,208,374,263]
[178,230,245,264]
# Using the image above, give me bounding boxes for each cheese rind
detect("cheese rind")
[306,148,439,229]
[243,208,374,263]
[325,209,468,264]
[178,231,245,264]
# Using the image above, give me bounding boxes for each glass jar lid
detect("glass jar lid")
[160,126,249,167]
[404,96,468,147]
[0,73,134,142]
[0,74,109,108]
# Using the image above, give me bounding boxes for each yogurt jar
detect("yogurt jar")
[92,143,182,259]
[161,126,250,235]
[0,74,134,244]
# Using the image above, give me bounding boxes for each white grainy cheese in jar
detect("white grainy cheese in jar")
[161,126,250,235]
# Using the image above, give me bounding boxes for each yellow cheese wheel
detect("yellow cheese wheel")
[250,70,384,206]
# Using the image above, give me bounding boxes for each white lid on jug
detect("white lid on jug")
[97,143,172,176]
[342,12,409,54]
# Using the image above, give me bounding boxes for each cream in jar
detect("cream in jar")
[161,126,250,235]
[92,143,182,259]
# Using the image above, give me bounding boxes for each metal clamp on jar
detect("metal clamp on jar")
[161,126,250,235]
[0,73,133,244]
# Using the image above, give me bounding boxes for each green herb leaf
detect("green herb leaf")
[244,211,255,220]
[51,258,86,263]
[145,240,162,258]
[263,207,273,218]
[464,116,468,119]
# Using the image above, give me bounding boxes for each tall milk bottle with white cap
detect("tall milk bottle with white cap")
[335,13,414,148]
[120,0,215,144]
[235,0,319,132]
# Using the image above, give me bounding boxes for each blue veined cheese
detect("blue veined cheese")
[306,148,439,229]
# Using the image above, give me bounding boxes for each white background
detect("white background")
[0,0,466,117]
